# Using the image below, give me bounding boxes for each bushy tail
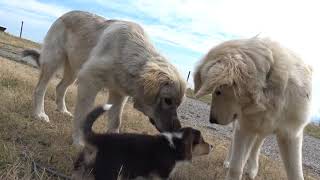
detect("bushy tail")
[82,104,112,140]
[22,49,40,67]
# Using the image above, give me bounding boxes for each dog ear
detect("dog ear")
[139,61,172,103]
[181,128,195,160]
[238,43,275,112]
[193,67,202,95]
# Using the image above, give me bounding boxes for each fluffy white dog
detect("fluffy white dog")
[194,38,312,180]
[23,11,186,145]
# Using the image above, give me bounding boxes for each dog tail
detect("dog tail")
[82,104,113,141]
[22,49,40,67]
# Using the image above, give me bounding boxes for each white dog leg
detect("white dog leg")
[245,135,265,179]
[72,76,101,146]
[226,127,257,180]
[277,131,304,180]
[106,90,128,133]
[224,122,237,168]
[33,64,60,122]
[56,62,76,117]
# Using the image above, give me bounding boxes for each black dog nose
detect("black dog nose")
[149,118,155,125]
[209,117,218,124]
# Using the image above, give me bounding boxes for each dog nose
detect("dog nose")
[210,145,214,151]
[173,120,182,130]
[209,116,218,124]
[149,118,155,125]
[233,113,238,120]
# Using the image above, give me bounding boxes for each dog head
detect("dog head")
[163,127,212,161]
[134,60,186,132]
[193,38,274,125]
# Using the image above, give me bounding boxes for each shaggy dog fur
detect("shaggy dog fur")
[72,104,212,180]
[22,11,186,145]
[194,38,312,180]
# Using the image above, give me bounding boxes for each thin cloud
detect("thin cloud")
[0,0,70,18]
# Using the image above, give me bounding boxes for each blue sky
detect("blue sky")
[0,0,320,121]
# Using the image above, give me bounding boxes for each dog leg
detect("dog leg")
[106,90,128,133]
[56,61,76,117]
[226,126,257,180]
[33,62,60,122]
[73,74,101,146]
[245,135,265,179]
[224,122,236,168]
[277,130,304,180]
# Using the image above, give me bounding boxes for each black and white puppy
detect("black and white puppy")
[72,104,212,180]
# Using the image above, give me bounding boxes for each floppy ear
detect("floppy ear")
[139,62,173,103]
[233,42,276,114]
[193,67,202,94]
[194,79,213,98]
[182,128,194,160]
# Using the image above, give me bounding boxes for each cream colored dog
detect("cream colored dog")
[194,38,312,180]
[23,11,186,145]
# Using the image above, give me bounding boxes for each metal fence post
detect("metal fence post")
[19,21,24,38]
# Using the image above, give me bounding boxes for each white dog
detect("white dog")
[23,11,186,145]
[194,38,312,180]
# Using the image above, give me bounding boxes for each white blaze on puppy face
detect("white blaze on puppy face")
[161,132,183,148]
[103,104,113,110]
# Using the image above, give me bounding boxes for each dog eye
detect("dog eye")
[164,98,173,106]
[215,90,222,96]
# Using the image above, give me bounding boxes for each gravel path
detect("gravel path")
[178,97,320,175]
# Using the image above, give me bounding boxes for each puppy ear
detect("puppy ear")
[182,128,194,160]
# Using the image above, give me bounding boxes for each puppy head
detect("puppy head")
[168,127,212,161]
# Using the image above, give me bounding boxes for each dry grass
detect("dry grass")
[0,57,318,180]
[0,32,40,49]
[305,124,320,139]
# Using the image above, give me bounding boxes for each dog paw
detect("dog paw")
[223,160,230,169]
[245,164,258,179]
[62,110,73,117]
[107,128,120,133]
[35,113,50,122]
[56,109,73,117]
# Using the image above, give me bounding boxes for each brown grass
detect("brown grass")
[0,32,40,49]
[305,124,320,139]
[0,57,318,180]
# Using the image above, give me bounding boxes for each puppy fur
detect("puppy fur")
[72,104,211,180]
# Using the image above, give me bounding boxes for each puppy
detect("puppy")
[72,104,212,180]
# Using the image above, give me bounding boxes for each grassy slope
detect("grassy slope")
[0,32,40,49]
[0,32,318,179]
